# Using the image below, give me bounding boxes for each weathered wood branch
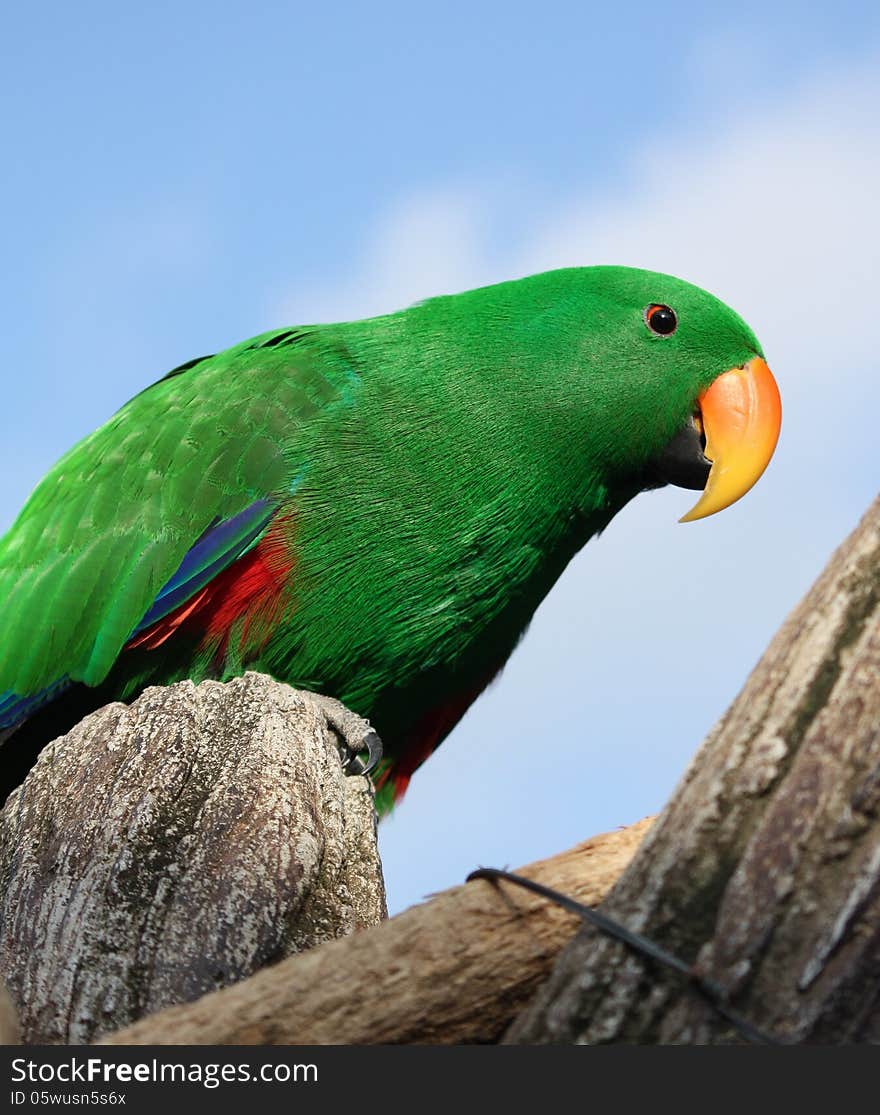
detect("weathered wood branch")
[104,819,650,1044]
[3,493,877,1046]
[507,494,880,1044]
[0,673,385,1044]
[0,981,19,1044]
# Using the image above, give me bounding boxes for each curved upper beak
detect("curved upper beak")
[680,356,782,522]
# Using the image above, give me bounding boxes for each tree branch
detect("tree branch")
[0,673,385,1044]
[103,819,650,1044]
[4,493,877,1046]
[507,493,880,1043]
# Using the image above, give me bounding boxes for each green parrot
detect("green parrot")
[0,267,781,812]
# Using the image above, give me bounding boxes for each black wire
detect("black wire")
[466,866,783,1046]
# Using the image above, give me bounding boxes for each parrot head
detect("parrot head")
[587,266,782,522]
[399,265,781,523]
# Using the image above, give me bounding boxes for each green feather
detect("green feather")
[0,327,358,691]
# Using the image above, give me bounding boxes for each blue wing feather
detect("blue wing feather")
[131,498,278,635]
[0,678,73,729]
[1,497,279,731]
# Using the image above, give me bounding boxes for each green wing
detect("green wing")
[0,327,356,695]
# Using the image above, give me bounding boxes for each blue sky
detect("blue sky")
[2,2,879,913]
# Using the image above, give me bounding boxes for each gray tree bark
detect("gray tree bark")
[0,672,385,1044]
[103,819,651,1045]
[2,496,877,1047]
[507,494,880,1044]
[0,981,19,1044]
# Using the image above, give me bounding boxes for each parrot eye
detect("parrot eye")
[644,304,678,336]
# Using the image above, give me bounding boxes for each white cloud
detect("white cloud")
[519,64,880,379]
[276,189,495,325]
[286,59,879,376]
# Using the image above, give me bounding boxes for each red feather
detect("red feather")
[126,518,295,660]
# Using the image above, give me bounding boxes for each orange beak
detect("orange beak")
[680,356,782,522]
